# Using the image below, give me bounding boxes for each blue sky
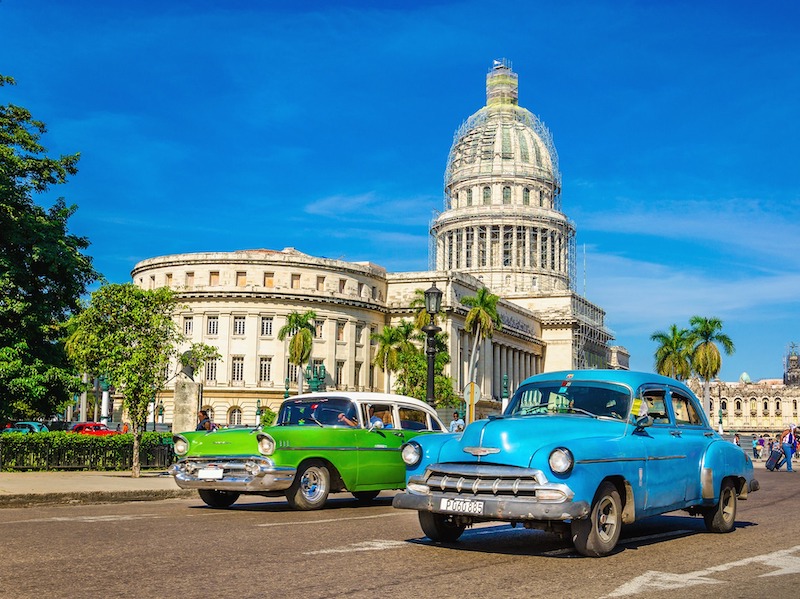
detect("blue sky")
[3,0,799,382]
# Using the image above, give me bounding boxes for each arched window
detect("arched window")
[721,399,728,412]
[539,190,545,206]
[502,186,511,204]
[735,399,742,412]
[466,188,472,206]
[763,399,769,412]
[228,407,242,426]
[454,192,459,208]
[776,398,782,413]
[794,399,798,412]
[523,188,530,205]
[483,186,491,205]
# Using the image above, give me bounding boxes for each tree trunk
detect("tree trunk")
[703,379,711,422]
[297,363,304,394]
[131,427,141,478]
[383,356,391,393]
[467,330,482,386]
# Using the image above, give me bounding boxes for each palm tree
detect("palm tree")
[689,316,735,417]
[371,325,400,393]
[410,288,434,330]
[277,310,317,393]
[462,287,502,387]
[650,324,692,380]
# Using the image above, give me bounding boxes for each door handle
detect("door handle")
[670,430,682,437]
[393,432,405,438]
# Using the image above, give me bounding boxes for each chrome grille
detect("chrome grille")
[424,463,545,498]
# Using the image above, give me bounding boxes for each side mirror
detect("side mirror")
[635,415,654,430]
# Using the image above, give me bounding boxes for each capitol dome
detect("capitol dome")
[432,59,575,296]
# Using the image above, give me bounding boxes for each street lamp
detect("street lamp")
[422,283,443,407]
[256,399,262,426]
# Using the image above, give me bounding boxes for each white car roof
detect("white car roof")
[286,391,444,425]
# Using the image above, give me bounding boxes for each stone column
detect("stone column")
[174,374,201,434]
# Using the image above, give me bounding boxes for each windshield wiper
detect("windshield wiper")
[308,415,324,427]
[568,407,599,418]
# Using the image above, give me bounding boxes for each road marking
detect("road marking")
[603,544,800,597]
[1,514,162,525]
[256,512,403,527]
[303,539,407,555]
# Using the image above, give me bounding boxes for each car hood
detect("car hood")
[434,414,629,468]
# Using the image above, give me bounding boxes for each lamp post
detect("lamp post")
[256,399,262,426]
[422,283,443,407]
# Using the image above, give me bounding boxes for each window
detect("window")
[483,186,491,205]
[736,399,743,412]
[205,359,217,382]
[316,276,325,292]
[671,391,703,425]
[370,325,376,345]
[149,275,155,289]
[233,316,246,336]
[228,407,242,426]
[186,272,194,288]
[183,317,193,336]
[355,324,364,344]
[209,271,219,286]
[287,362,298,384]
[503,186,511,204]
[358,282,364,296]
[763,399,769,412]
[367,403,394,428]
[231,356,244,382]
[336,361,345,387]
[291,274,300,289]
[207,316,219,336]
[466,188,472,206]
[642,389,669,423]
[339,279,346,293]
[165,273,173,286]
[337,322,345,341]
[369,365,375,389]
[721,399,728,412]
[315,319,324,339]
[261,316,273,336]
[259,357,272,382]
[523,188,530,205]
[236,272,246,287]
[355,362,362,387]
[399,407,431,431]
[264,272,274,288]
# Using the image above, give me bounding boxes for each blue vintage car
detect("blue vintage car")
[393,370,759,556]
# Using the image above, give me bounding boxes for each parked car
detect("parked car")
[1,421,49,434]
[170,392,446,510]
[393,369,760,557]
[70,422,120,436]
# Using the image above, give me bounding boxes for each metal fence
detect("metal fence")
[0,443,175,471]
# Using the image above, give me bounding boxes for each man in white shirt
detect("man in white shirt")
[449,411,465,432]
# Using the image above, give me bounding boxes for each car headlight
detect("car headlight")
[173,435,189,456]
[401,441,422,467]
[257,433,276,456]
[549,447,574,474]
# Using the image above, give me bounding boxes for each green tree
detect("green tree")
[394,330,457,407]
[0,75,99,421]
[66,284,182,476]
[410,288,437,330]
[689,316,735,417]
[462,288,502,387]
[650,324,692,380]
[178,343,221,380]
[277,310,316,394]
[371,325,400,393]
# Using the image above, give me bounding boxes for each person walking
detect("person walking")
[752,436,759,460]
[782,425,796,472]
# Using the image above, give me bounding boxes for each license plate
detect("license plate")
[439,497,484,515]
[198,467,224,480]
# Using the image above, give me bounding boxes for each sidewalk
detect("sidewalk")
[0,470,193,508]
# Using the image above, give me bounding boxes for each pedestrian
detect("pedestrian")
[449,411,465,433]
[196,410,212,431]
[782,425,796,473]
[758,435,765,459]
[734,433,740,447]
[121,422,129,433]
[752,436,758,460]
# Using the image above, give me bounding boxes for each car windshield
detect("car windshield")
[277,397,357,427]
[506,379,632,421]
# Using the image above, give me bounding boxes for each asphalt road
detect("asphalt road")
[1,470,798,599]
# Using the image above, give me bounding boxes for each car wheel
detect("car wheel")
[703,479,737,533]
[352,490,381,503]
[286,460,330,510]
[571,481,622,557]
[419,511,466,543]
[198,489,239,508]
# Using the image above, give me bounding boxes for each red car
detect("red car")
[70,422,120,436]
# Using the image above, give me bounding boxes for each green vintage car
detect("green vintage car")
[170,392,446,510]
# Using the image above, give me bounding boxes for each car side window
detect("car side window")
[398,407,429,431]
[366,403,395,429]
[671,391,703,426]
[642,389,670,424]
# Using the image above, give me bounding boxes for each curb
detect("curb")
[0,489,195,508]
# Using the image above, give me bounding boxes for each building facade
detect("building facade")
[131,61,620,427]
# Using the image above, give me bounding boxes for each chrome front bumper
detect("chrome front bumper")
[170,455,296,492]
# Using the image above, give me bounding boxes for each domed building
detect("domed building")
[130,61,625,428]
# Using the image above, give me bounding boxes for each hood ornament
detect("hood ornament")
[463,446,500,457]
